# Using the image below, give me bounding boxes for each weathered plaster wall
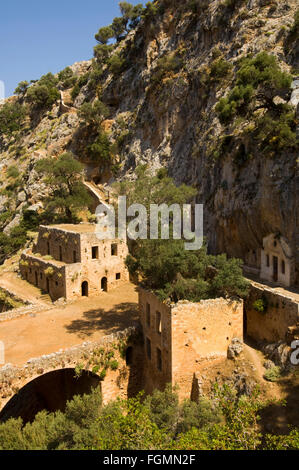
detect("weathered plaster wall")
[246,283,299,343]
[260,234,294,287]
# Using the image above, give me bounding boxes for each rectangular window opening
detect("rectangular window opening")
[157,348,162,371]
[111,244,118,256]
[146,303,151,327]
[92,246,99,259]
[156,311,162,334]
[146,338,151,360]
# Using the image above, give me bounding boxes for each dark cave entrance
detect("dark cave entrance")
[0,368,101,425]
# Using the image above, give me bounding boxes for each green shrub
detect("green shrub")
[107,53,126,75]
[14,81,29,96]
[151,52,183,84]
[93,44,114,64]
[78,100,109,127]
[99,369,107,380]
[6,165,20,179]
[27,84,59,109]
[58,67,77,88]
[0,102,27,135]
[71,73,89,100]
[27,73,60,109]
[216,52,292,124]
[95,26,114,45]
[264,366,281,382]
[210,59,232,82]
[252,297,268,313]
[109,360,119,371]
[88,132,111,165]
[0,384,297,450]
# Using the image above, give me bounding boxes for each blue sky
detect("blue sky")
[0,0,144,97]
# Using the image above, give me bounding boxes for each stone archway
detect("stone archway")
[0,368,101,425]
[81,281,89,297]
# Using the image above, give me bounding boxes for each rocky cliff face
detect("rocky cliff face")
[0,0,298,279]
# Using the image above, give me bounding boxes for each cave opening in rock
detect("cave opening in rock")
[0,368,101,425]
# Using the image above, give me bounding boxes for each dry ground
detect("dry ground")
[0,282,139,366]
[199,341,299,434]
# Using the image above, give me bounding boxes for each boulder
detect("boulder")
[228,338,244,359]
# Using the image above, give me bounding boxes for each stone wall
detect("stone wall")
[139,289,243,399]
[139,289,172,395]
[0,327,143,415]
[171,298,243,399]
[35,226,81,264]
[246,283,299,343]
[20,252,66,300]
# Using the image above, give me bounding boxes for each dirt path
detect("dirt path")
[0,282,138,367]
[243,342,282,400]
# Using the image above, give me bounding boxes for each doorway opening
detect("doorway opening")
[101,277,108,292]
[81,281,89,297]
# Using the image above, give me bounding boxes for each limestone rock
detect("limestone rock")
[289,79,299,108]
[227,338,244,359]
[264,359,275,370]
[3,214,21,234]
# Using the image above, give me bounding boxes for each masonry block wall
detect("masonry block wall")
[246,283,299,343]
[139,289,243,399]
[171,298,243,398]
[35,226,82,264]
[20,253,66,299]
[139,289,172,395]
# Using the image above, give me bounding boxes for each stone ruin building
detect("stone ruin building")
[19,224,129,301]
[138,288,243,399]
[244,233,296,288]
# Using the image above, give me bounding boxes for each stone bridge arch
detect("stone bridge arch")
[0,368,101,424]
[0,327,143,424]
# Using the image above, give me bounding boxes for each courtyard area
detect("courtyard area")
[0,282,139,366]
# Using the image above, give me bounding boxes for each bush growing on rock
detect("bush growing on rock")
[88,132,111,165]
[0,102,27,135]
[216,52,297,158]
[35,153,91,223]
[263,366,281,382]
[14,81,29,96]
[78,100,109,128]
[26,73,60,110]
